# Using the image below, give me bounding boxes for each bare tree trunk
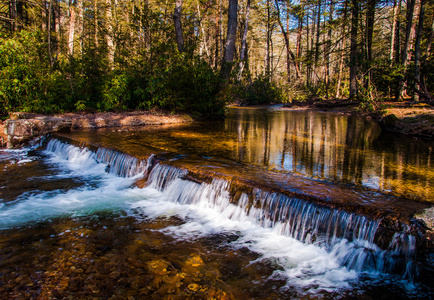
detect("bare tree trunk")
[237,0,250,81]
[425,10,434,57]
[306,9,310,86]
[286,1,291,81]
[68,0,76,55]
[197,1,210,58]
[220,0,238,80]
[336,0,348,98]
[365,0,376,88]
[349,0,359,99]
[325,0,334,99]
[296,7,303,80]
[94,0,98,48]
[214,1,220,68]
[48,0,53,67]
[396,0,416,100]
[314,0,322,68]
[9,0,17,32]
[265,0,271,75]
[413,0,425,102]
[78,0,83,55]
[173,0,184,53]
[406,0,421,63]
[274,0,299,81]
[106,0,115,65]
[310,6,316,84]
[389,0,399,62]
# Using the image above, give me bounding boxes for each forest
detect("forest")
[0,0,433,119]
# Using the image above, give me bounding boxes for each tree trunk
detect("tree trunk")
[106,0,115,65]
[365,0,376,87]
[349,0,359,99]
[94,0,98,48]
[413,0,425,102]
[10,0,18,32]
[314,0,322,68]
[68,0,76,55]
[48,0,53,67]
[296,6,303,80]
[78,0,83,55]
[389,0,399,62]
[220,0,238,80]
[336,0,348,98]
[325,1,334,99]
[197,1,210,58]
[237,0,250,81]
[396,0,416,100]
[306,9,310,86]
[214,0,221,69]
[265,0,271,75]
[405,0,421,63]
[425,10,434,57]
[173,0,184,53]
[274,0,299,81]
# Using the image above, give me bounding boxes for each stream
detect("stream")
[0,106,433,299]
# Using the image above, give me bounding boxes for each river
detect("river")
[0,106,433,298]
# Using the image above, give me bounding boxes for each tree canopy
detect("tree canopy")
[0,0,433,118]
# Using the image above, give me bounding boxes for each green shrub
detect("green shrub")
[229,75,284,105]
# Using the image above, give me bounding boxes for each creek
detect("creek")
[0,106,433,298]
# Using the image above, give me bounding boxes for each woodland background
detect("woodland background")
[0,0,433,118]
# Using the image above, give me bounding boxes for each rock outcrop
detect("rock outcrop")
[4,113,71,148]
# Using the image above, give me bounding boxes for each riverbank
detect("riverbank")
[282,100,434,139]
[2,102,434,148]
[0,111,193,148]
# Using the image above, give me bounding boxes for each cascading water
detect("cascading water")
[41,138,421,279]
[46,139,147,178]
[1,137,429,297]
[145,162,419,278]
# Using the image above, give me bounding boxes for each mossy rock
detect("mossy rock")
[380,114,399,130]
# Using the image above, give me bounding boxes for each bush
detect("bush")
[228,75,284,105]
[145,54,224,119]
[0,31,225,119]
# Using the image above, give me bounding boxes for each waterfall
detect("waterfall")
[146,162,418,278]
[95,147,147,177]
[42,138,420,279]
[46,139,147,177]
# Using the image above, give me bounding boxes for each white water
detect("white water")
[0,139,420,294]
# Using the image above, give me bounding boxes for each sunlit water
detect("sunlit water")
[0,107,433,299]
[63,106,434,201]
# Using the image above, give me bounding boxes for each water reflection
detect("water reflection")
[61,107,434,201]
[226,108,433,200]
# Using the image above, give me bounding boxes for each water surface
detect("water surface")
[64,107,434,201]
[1,107,433,299]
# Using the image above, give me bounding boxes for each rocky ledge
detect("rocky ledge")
[1,111,193,148]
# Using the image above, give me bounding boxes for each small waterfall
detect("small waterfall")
[42,140,421,279]
[45,139,147,178]
[146,163,419,278]
[95,147,147,177]
[147,164,188,190]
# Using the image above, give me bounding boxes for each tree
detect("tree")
[349,0,359,98]
[220,0,238,80]
[173,0,184,53]
[238,0,251,81]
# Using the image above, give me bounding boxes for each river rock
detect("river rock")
[4,116,72,148]
[379,114,399,131]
